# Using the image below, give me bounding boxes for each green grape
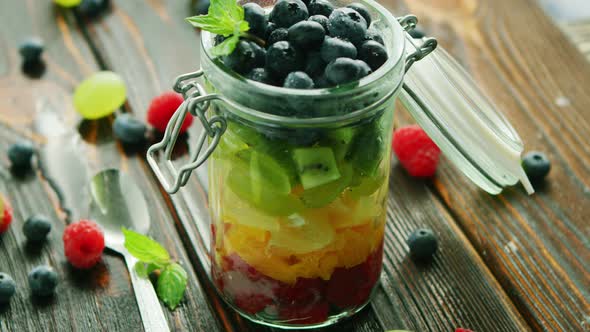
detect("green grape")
[74,71,126,120]
[54,0,82,8]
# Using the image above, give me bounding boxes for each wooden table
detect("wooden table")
[0,0,588,331]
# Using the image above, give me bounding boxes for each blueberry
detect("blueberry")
[19,38,44,64]
[355,59,372,78]
[113,114,147,144]
[288,21,325,50]
[78,0,110,17]
[28,265,58,297]
[409,27,425,39]
[522,151,551,181]
[243,3,268,37]
[23,214,52,242]
[346,3,371,26]
[304,50,326,78]
[283,71,315,89]
[328,8,367,46]
[320,37,357,63]
[308,15,329,31]
[269,0,309,28]
[407,228,438,261]
[266,41,305,78]
[358,40,388,71]
[325,57,363,85]
[308,0,334,17]
[265,22,278,40]
[222,40,257,74]
[0,273,16,304]
[249,41,266,67]
[268,28,289,45]
[8,141,35,169]
[364,27,384,45]
[246,68,275,85]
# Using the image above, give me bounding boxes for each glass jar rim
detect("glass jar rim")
[199,0,406,125]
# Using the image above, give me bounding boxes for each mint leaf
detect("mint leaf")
[134,262,148,278]
[122,228,171,265]
[157,263,188,310]
[186,0,250,56]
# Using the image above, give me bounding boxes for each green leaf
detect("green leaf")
[157,263,188,310]
[211,34,241,57]
[122,228,171,265]
[134,262,148,278]
[146,263,161,275]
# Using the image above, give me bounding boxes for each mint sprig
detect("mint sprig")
[186,0,257,56]
[123,228,188,310]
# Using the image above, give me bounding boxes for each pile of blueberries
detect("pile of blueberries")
[219,0,389,89]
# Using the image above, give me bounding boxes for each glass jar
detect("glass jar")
[147,0,532,329]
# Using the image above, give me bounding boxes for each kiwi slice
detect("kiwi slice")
[292,147,341,190]
[227,153,304,216]
[324,127,355,161]
[348,124,385,177]
[300,163,353,208]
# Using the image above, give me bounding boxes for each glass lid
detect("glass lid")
[400,34,534,195]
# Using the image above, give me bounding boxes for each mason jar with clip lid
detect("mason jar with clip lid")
[147,0,534,328]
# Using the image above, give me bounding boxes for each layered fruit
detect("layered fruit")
[208,111,391,326]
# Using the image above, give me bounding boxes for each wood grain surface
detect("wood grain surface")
[0,0,588,331]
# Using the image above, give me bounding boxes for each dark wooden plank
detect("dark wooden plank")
[0,1,222,331]
[390,0,590,330]
[80,1,534,331]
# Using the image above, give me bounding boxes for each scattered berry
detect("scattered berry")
[358,40,388,71]
[146,92,193,134]
[246,68,275,84]
[288,21,326,50]
[364,28,384,45]
[308,14,329,31]
[346,3,371,26]
[78,0,110,17]
[243,3,268,38]
[54,0,81,7]
[28,265,58,297]
[522,151,550,182]
[23,214,52,242]
[113,113,147,144]
[8,141,35,169]
[328,8,367,46]
[409,27,425,39]
[392,125,440,177]
[308,0,334,17]
[223,40,258,74]
[284,71,315,89]
[63,220,105,269]
[74,71,127,119]
[18,38,44,64]
[266,41,305,78]
[320,37,357,63]
[407,228,438,261]
[0,273,16,304]
[325,57,364,85]
[0,199,12,234]
[192,0,210,16]
[304,50,327,78]
[268,28,289,45]
[455,329,475,332]
[269,0,309,28]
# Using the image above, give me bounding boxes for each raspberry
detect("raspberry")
[146,92,193,134]
[63,220,105,269]
[0,199,13,234]
[455,329,475,332]
[276,277,326,305]
[278,301,329,325]
[392,125,440,177]
[234,293,273,314]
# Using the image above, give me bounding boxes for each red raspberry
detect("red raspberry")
[276,277,326,305]
[63,220,105,269]
[455,329,475,332]
[146,92,193,134]
[278,301,329,325]
[392,125,440,177]
[234,293,274,314]
[0,199,13,234]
